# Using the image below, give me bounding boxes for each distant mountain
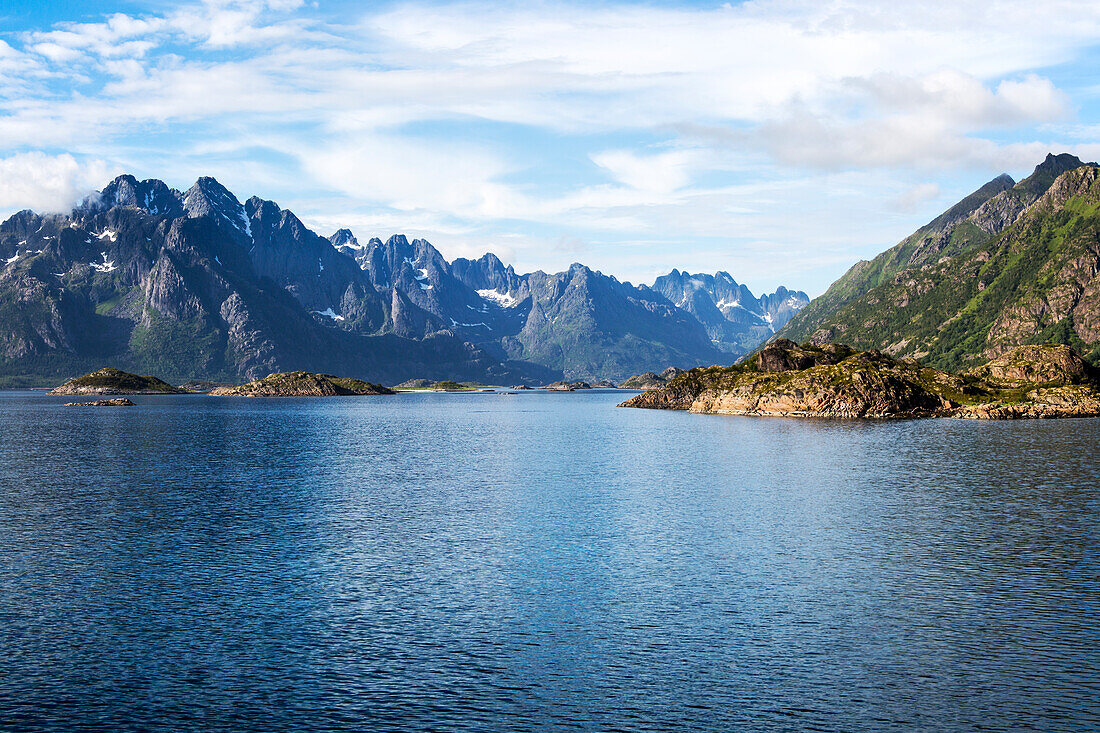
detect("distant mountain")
[0,173,809,385]
[0,175,547,386]
[651,270,808,354]
[333,236,730,382]
[775,153,1100,369]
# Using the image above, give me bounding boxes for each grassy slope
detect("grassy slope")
[779,167,1100,369]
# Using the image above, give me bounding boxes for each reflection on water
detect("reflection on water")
[1,391,1098,731]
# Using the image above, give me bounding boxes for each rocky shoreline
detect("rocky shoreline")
[620,340,1100,420]
[64,398,136,407]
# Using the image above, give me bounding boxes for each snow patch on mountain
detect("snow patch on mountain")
[313,308,345,321]
[91,252,117,273]
[477,289,518,307]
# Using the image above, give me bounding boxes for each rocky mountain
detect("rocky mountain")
[776,153,1100,370]
[0,174,547,386]
[0,173,808,386]
[651,270,808,353]
[326,234,785,381]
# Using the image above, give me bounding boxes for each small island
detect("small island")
[393,378,482,391]
[620,340,1100,420]
[64,398,136,407]
[50,368,189,395]
[544,380,592,391]
[619,367,685,390]
[210,371,394,397]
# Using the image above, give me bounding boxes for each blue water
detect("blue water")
[1,390,1098,731]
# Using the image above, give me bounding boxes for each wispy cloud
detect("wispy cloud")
[1,0,1098,293]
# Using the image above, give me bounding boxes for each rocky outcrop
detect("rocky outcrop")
[620,341,1100,420]
[619,366,687,390]
[967,344,1096,384]
[50,368,188,395]
[178,380,229,392]
[64,398,136,407]
[544,380,592,391]
[954,386,1100,419]
[749,339,855,372]
[620,371,664,389]
[210,371,394,396]
[394,378,434,389]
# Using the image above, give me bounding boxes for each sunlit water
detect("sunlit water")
[1,390,1098,731]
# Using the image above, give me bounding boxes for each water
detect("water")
[1,390,1098,732]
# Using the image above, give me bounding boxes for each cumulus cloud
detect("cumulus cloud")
[0,152,120,215]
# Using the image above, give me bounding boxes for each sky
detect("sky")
[1,0,1099,296]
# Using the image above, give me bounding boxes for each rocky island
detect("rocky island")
[210,371,394,397]
[545,380,592,391]
[619,367,686,390]
[50,368,189,395]
[64,398,136,407]
[620,339,1100,420]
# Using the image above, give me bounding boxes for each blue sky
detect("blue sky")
[1,1,1099,296]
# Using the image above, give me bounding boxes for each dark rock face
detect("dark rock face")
[751,339,855,372]
[0,175,552,386]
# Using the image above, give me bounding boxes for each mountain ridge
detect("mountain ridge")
[774,153,1100,369]
[0,173,808,385]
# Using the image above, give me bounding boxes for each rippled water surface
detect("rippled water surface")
[1,390,1098,731]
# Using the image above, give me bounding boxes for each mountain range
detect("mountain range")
[776,153,1100,369]
[0,174,806,385]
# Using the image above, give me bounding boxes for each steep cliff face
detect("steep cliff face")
[0,176,549,386]
[775,154,1100,370]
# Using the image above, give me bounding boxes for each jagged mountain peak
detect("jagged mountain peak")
[82,174,181,217]
[182,177,251,236]
[329,228,360,249]
[1017,152,1086,196]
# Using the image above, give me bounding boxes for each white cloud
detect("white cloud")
[590,150,698,193]
[0,152,120,216]
[891,183,941,213]
[2,0,1100,294]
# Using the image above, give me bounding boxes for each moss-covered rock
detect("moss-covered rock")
[50,367,188,395]
[967,344,1096,385]
[210,371,394,396]
[620,340,1100,420]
